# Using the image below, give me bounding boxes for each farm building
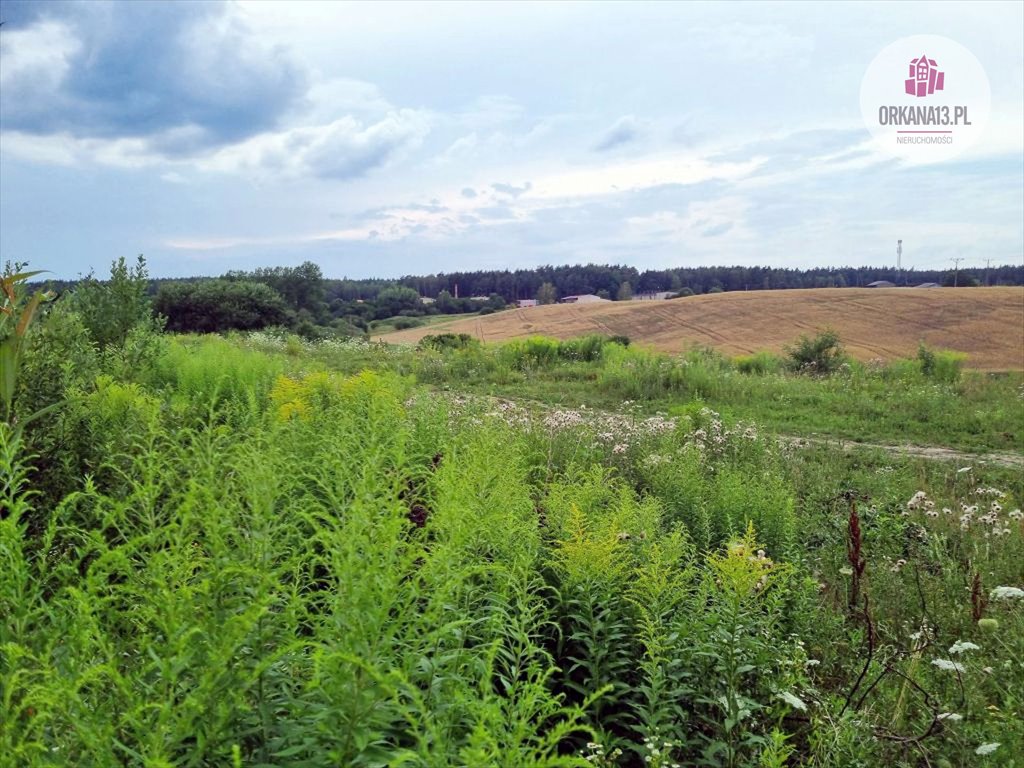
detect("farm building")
[516,299,538,308]
[633,291,676,301]
[866,280,896,288]
[559,294,609,304]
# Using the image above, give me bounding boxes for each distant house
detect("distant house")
[420,296,436,305]
[633,291,675,301]
[914,282,941,288]
[559,294,609,304]
[517,299,538,308]
[467,295,491,302]
[866,280,896,288]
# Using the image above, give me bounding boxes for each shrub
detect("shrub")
[418,333,478,352]
[784,328,846,375]
[500,336,562,369]
[391,316,423,330]
[918,342,966,383]
[559,334,607,362]
[155,279,290,333]
[69,255,156,349]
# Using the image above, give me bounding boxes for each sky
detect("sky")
[0,0,1022,280]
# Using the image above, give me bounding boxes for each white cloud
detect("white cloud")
[198,109,432,179]
[0,19,80,92]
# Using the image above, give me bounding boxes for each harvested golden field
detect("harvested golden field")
[378,287,1024,370]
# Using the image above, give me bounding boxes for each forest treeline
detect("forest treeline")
[37,259,1024,338]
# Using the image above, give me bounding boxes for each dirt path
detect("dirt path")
[778,435,1024,469]
[467,391,1024,469]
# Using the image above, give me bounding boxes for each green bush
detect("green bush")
[500,335,563,369]
[156,279,291,333]
[918,342,966,383]
[558,334,607,362]
[391,316,423,330]
[418,332,479,351]
[69,255,158,349]
[784,328,846,375]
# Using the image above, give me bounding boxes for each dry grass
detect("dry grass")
[377,287,1024,370]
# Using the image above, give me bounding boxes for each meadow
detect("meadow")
[2,270,1023,768]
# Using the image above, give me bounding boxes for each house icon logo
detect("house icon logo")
[905,54,945,97]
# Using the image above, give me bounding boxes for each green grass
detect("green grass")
[397,338,1024,453]
[369,311,480,334]
[4,324,1024,768]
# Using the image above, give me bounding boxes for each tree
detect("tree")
[536,282,558,305]
[70,255,156,349]
[155,280,290,333]
[225,261,326,316]
[436,289,458,314]
[375,286,422,319]
[616,281,633,301]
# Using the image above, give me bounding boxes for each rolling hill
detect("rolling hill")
[377,287,1024,370]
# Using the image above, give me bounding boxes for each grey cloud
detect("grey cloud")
[593,115,642,152]
[0,1,306,153]
[461,187,478,198]
[491,181,532,197]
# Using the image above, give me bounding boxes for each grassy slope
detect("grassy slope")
[368,311,479,334]
[377,287,1024,371]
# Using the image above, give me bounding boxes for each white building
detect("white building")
[632,291,675,301]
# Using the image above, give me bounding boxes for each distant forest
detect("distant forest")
[33,259,1024,338]
[40,261,1024,302]
[338,262,1024,301]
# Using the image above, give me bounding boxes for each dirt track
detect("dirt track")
[378,287,1024,370]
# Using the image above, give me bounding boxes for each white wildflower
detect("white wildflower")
[931,659,965,673]
[975,743,1000,755]
[907,491,927,510]
[948,640,981,655]
[937,712,963,722]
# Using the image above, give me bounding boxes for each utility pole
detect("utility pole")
[984,258,992,286]
[951,257,964,288]
[897,240,903,285]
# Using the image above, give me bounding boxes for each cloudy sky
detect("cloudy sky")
[1,0,1021,279]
